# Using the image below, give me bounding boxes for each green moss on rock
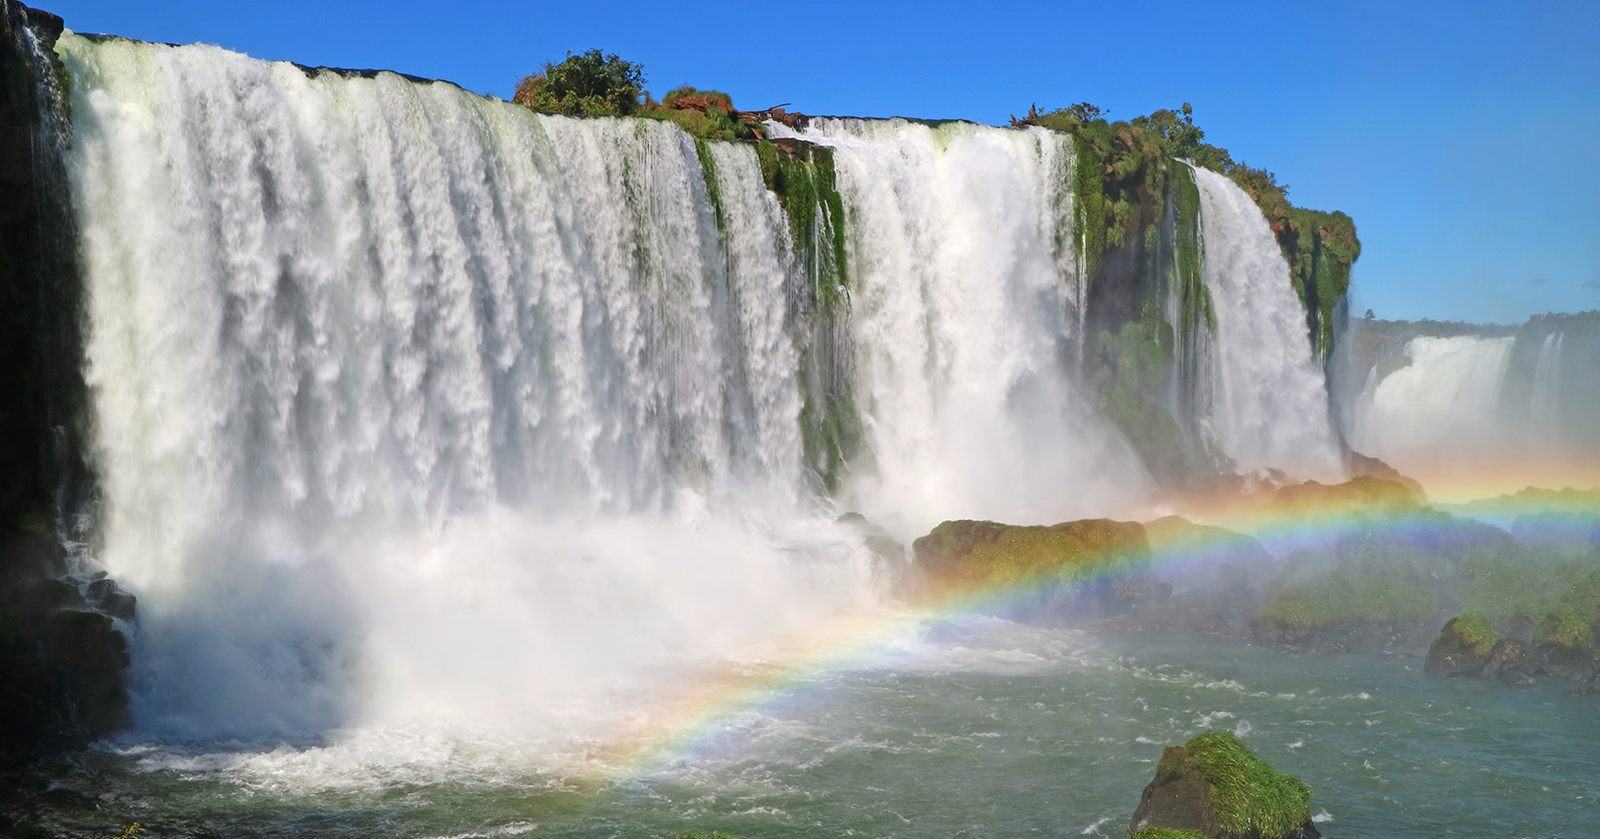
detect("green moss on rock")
[1251,571,1436,644]
[911,518,1150,592]
[1131,731,1316,839]
[1534,603,1595,652]
[1132,829,1208,839]
[1448,611,1496,655]
[1183,732,1313,839]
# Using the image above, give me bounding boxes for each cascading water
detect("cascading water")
[774,118,1146,532]
[1528,330,1564,447]
[1345,335,1514,481]
[62,34,883,749]
[55,30,1355,776]
[1190,167,1343,480]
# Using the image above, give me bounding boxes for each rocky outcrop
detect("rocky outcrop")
[1425,612,1495,677]
[1,0,130,763]
[1129,731,1320,839]
[911,518,1151,619]
[1480,637,1543,685]
[0,528,134,760]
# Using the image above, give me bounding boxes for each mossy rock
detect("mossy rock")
[1134,829,1210,839]
[1534,603,1595,653]
[1129,731,1318,839]
[1425,612,1495,677]
[1266,476,1422,519]
[912,518,1149,591]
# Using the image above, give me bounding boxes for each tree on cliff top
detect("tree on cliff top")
[514,50,645,116]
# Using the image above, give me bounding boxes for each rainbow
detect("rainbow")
[592,476,1600,779]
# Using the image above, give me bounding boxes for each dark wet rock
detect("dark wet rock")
[1425,613,1495,677]
[85,578,137,622]
[836,512,919,599]
[1129,731,1320,839]
[1481,637,1544,685]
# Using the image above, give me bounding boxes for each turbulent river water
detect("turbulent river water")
[23,623,1600,838]
[12,26,1597,839]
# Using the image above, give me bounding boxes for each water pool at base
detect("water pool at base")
[14,621,1598,838]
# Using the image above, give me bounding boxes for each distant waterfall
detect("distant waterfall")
[1528,331,1564,446]
[1191,167,1342,480]
[1345,336,1514,479]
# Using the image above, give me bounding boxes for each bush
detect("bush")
[513,49,645,116]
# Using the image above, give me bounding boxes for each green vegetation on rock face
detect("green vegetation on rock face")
[1253,571,1436,631]
[912,518,1150,591]
[1533,571,1600,652]
[1534,603,1594,652]
[1132,829,1208,839]
[1172,731,1313,839]
[1452,543,1599,632]
[1446,611,1496,655]
[1017,101,1358,360]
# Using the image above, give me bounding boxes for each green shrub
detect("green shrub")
[1448,611,1496,655]
[513,49,645,116]
[1178,732,1311,839]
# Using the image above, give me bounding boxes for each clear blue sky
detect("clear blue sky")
[46,0,1600,324]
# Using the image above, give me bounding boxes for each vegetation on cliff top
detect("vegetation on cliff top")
[1015,101,1359,360]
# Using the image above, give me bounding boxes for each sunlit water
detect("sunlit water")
[17,624,1597,838]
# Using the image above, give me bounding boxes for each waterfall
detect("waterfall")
[54,30,1364,748]
[1345,336,1514,481]
[61,34,880,742]
[1191,167,1342,480]
[1528,331,1563,448]
[776,118,1146,532]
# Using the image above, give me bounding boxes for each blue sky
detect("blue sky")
[46,0,1600,324]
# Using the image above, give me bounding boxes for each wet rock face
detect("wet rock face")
[1481,638,1543,685]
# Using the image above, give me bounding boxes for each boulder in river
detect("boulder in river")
[1425,612,1496,677]
[1129,731,1320,839]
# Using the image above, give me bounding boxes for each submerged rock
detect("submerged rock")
[1425,612,1496,677]
[1129,731,1320,839]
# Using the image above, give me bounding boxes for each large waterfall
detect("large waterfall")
[1190,167,1342,480]
[775,118,1145,531]
[56,33,1343,752]
[63,34,876,744]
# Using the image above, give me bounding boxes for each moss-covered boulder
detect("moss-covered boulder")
[1250,572,1437,650]
[1129,731,1319,839]
[1266,476,1423,518]
[1425,612,1496,677]
[1530,572,1600,681]
[911,518,1150,618]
